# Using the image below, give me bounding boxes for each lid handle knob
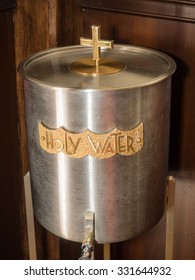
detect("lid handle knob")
[80,25,114,67]
[69,25,125,76]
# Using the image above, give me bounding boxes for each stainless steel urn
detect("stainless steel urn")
[19,26,176,244]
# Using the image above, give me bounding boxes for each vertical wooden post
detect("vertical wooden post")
[165,176,176,260]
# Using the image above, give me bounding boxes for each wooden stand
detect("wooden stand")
[165,176,176,260]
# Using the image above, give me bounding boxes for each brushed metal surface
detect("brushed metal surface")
[20,45,175,243]
[19,45,175,89]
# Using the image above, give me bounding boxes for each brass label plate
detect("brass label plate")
[39,123,144,159]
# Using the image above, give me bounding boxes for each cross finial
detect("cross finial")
[80,25,114,67]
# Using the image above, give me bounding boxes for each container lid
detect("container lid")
[19,27,176,90]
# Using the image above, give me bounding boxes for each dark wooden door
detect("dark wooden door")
[0,0,26,259]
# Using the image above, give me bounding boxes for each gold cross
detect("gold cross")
[80,25,114,67]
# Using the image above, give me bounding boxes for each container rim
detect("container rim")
[18,44,176,91]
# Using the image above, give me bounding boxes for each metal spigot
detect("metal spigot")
[79,232,94,260]
[79,211,94,260]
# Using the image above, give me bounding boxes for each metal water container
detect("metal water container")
[19,26,176,244]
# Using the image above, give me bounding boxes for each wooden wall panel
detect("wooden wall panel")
[173,173,195,259]
[0,0,16,11]
[56,0,83,46]
[179,23,195,170]
[82,0,195,22]
[0,8,24,259]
